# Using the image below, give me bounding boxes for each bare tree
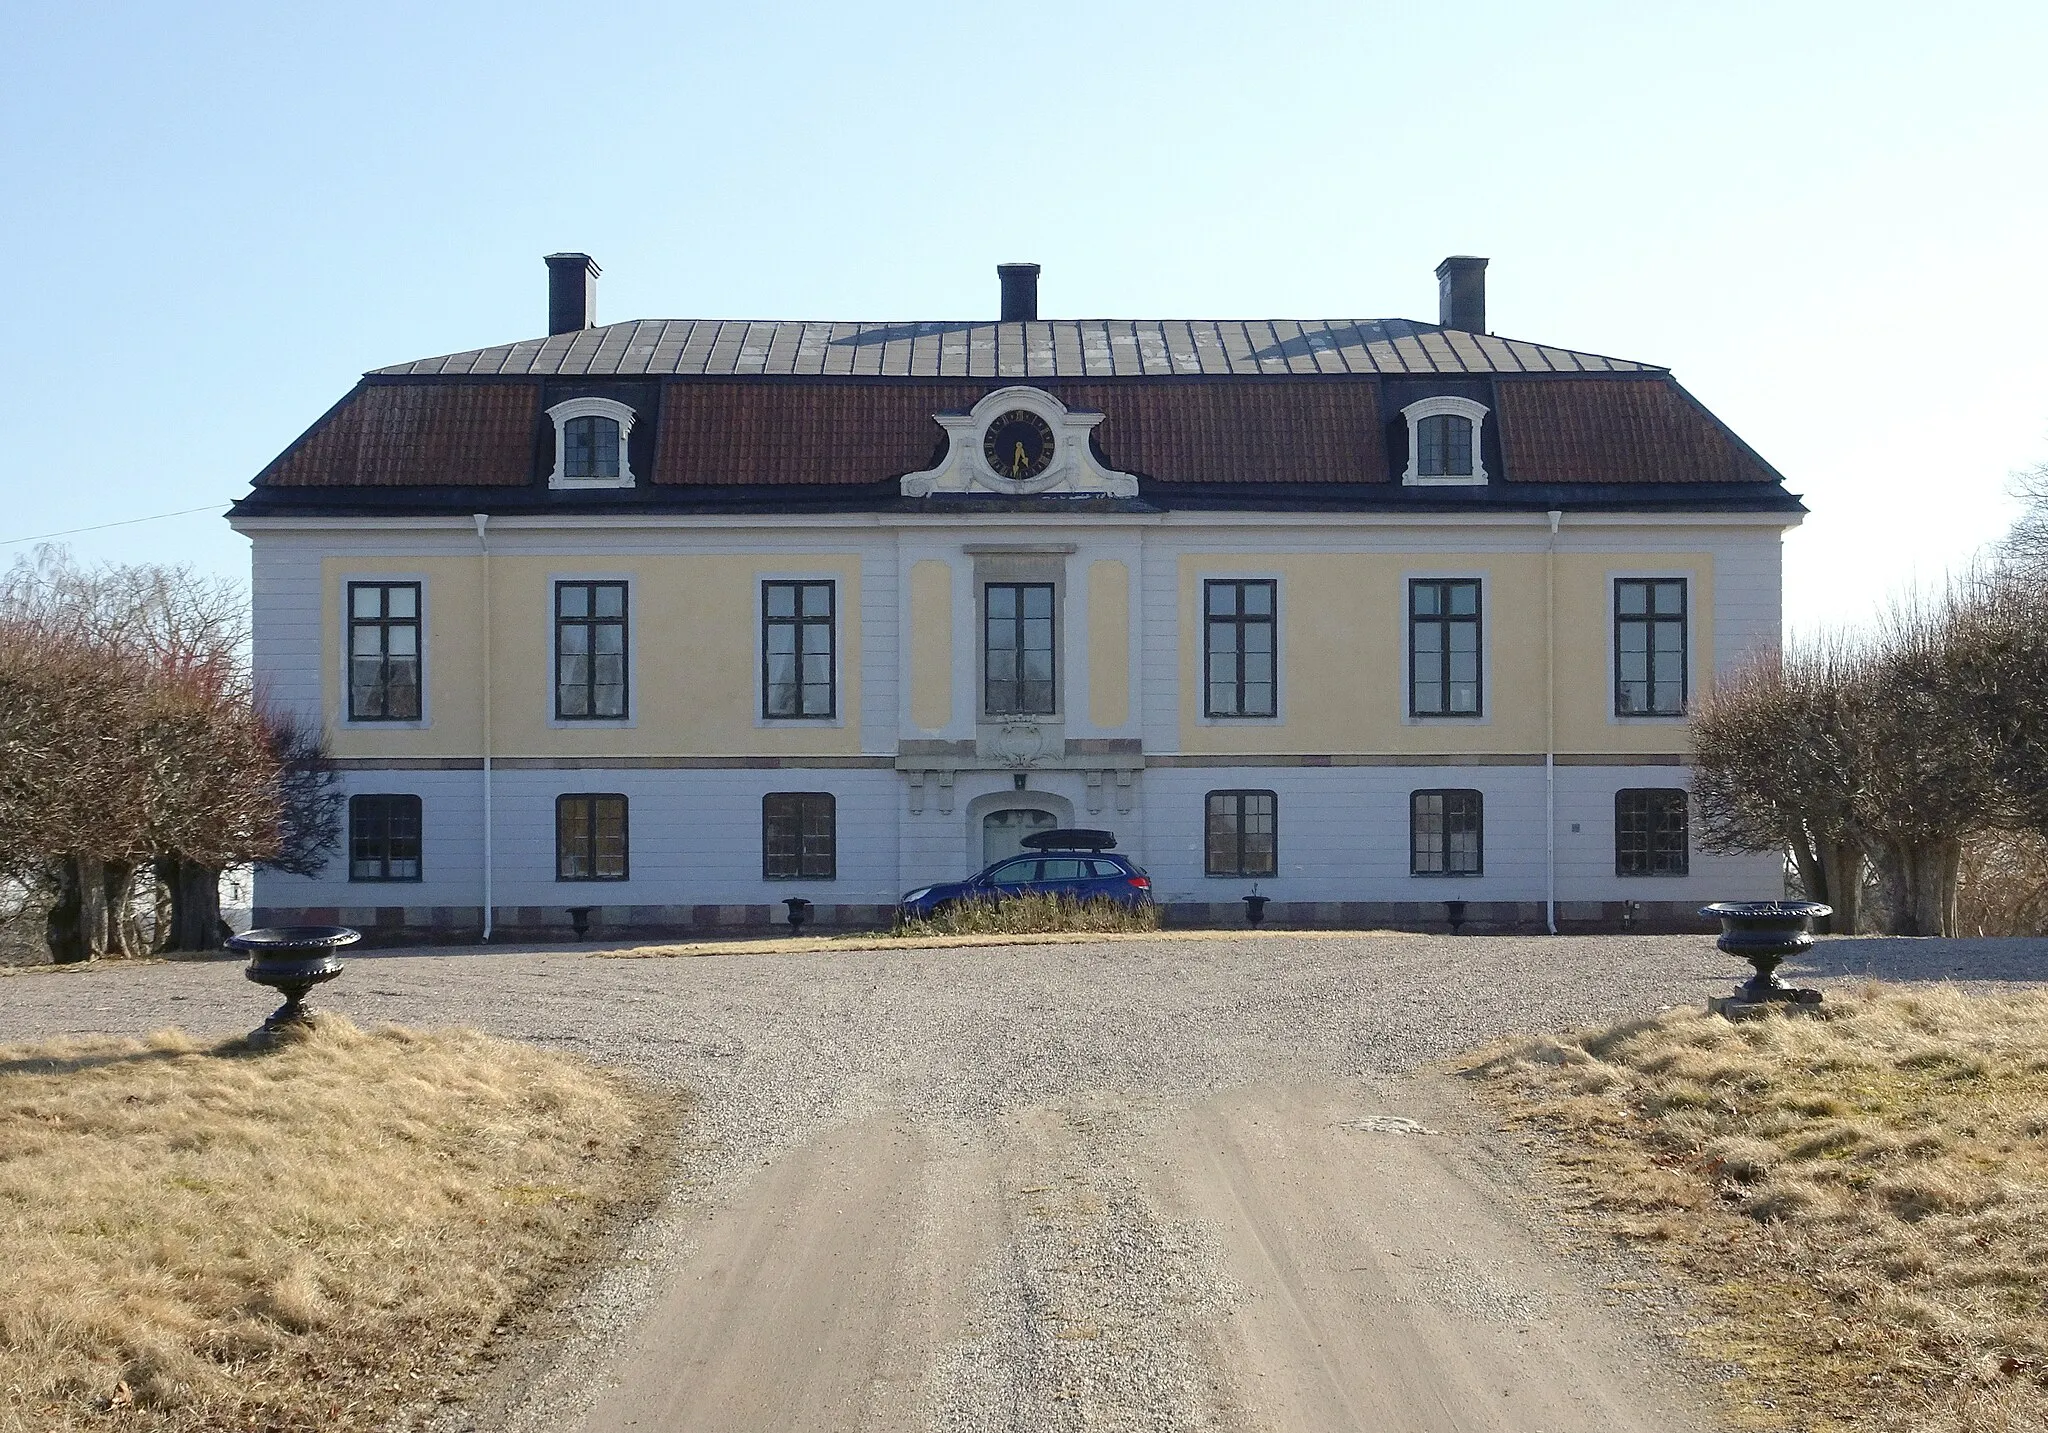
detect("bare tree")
[2002,461,2048,580]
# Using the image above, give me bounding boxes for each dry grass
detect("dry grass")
[894,891,1162,939]
[0,1016,675,1432]
[1469,986,2048,1432]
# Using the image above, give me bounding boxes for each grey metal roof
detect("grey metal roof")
[371,318,1662,380]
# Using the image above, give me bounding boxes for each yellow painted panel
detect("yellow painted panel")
[325,553,865,757]
[908,559,954,731]
[1174,551,1713,755]
[1087,560,1130,729]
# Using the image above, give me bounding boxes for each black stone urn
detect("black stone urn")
[566,906,595,940]
[1699,901,1830,1007]
[226,926,360,1035]
[1243,893,1269,926]
[784,897,813,932]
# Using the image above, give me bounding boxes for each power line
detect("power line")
[0,505,227,548]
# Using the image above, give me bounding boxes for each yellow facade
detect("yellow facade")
[1086,559,1131,730]
[907,559,953,732]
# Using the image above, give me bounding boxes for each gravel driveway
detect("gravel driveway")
[6,931,2043,1432]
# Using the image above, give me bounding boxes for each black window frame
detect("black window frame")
[1203,579,1278,718]
[1408,577,1483,718]
[762,792,836,880]
[1614,577,1689,717]
[983,581,1057,716]
[761,580,837,720]
[346,580,422,722]
[1410,788,1484,877]
[1616,788,1690,877]
[1205,789,1278,878]
[1417,413,1475,477]
[556,793,629,882]
[562,414,622,480]
[554,580,630,721]
[348,793,422,882]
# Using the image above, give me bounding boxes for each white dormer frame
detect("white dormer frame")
[901,386,1140,498]
[1400,395,1490,486]
[546,397,637,489]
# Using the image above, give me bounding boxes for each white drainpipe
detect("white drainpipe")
[474,513,493,942]
[1545,509,1562,935]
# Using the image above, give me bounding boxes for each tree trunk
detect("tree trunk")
[1875,837,1961,936]
[102,860,143,957]
[155,854,224,953]
[1818,837,1866,934]
[45,855,110,964]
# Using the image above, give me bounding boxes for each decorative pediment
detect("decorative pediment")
[900,386,1139,498]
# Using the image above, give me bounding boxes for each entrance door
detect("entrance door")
[983,808,1057,866]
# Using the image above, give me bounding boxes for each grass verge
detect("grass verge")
[893,891,1161,939]
[1468,985,2048,1433]
[0,1016,675,1433]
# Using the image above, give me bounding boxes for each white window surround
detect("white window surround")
[545,397,637,489]
[1400,395,1489,486]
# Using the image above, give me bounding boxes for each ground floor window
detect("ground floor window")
[557,794,628,881]
[1411,789,1482,876]
[1616,788,1689,876]
[349,794,421,881]
[1205,790,1277,877]
[763,792,836,879]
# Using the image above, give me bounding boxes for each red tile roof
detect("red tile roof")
[262,383,538,487]
[1494,379,1775,484]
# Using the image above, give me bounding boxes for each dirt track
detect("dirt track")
[7,932,2042,1430]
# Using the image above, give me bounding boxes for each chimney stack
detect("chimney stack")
[1435,255,1488,333]
[545,252,600,335]
[998,262,1040,322]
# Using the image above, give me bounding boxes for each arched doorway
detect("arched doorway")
[983,807,1058,865]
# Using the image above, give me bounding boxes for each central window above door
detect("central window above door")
[984,582,1056,715]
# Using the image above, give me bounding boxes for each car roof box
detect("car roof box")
[1021,828,1117,851]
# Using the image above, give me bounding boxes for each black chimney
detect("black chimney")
[1435,255,1488,333]
[998,262,1040,322]
[545,252,600,335]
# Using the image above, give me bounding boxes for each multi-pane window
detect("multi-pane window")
[762,581,835,719]
[349,794,421,881]
[347,582,421,721]
[985,583,1055,715]
[1204,580,1277,718]
[556,794,628,881]
[1617,789,1690,877]
[1205,790,1278,878]
[555,581,628,719]
[1615,578,1688,716]
[763,792,836,880]
[563,415,621,480]
[1411,789,1483,876]
[1417,414,1474,477]
[1409,578,1482,717]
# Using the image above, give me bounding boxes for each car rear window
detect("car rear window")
[1086,859,1126,877]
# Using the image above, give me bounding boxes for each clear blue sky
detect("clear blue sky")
[4,1,2043,633]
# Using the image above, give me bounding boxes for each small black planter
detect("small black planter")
[1243,893,1269,926]
[1700,901,1831,1009]
[784,897,813,932]
[226,926,360,1036]
[1445,899,1467,935]
[566,906,595,941]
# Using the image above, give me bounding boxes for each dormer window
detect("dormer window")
[1400,396,1489,485]
[546,397,636,489]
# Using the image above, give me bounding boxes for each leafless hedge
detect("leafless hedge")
[0,549,340,962]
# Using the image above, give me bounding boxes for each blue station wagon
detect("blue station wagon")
[898,829,1151,921]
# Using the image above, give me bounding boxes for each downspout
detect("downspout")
[474,514,493,943]
[1545,509,1562,935]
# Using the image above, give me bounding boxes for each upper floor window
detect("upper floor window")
[1206,789,1278,878]
[1409,578,1481,717]
[1616,789,1689,876]
[763,792,836,880]
[349,794,422,881]
[545,397,636,489]
[763,581,836,719]
[985,582,1055,715]
[1204,579,1277,718]
[1614,578,1688,716]
[347,581,421,721]
[1400,396,1489,485]
[1411,789,1483,876]
[556,793,628,880]
[555,580,628,720]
